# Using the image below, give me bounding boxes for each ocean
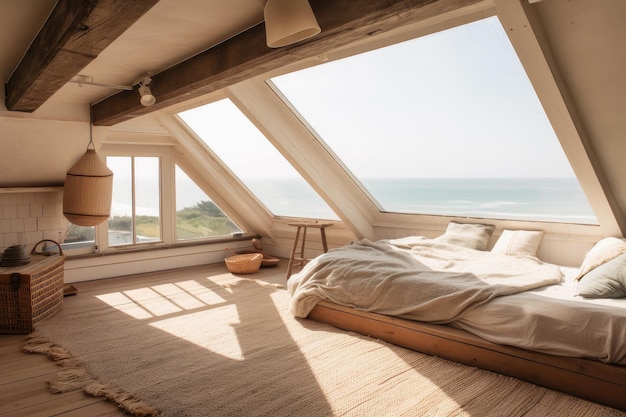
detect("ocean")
[112,177,597,225]
[360,177,596,224]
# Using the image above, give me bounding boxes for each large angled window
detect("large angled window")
[178,98,338,220]
[175,165,242,240]
[271,16,597,224]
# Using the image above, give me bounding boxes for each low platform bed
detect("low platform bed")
[287,223,626,411]
[308,300,626,411]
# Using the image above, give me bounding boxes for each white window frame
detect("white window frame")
[98,144,173,251]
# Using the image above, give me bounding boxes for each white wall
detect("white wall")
[0,189,65,254]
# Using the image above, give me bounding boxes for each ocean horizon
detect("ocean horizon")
[112,177,597,225]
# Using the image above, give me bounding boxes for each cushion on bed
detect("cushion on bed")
[491,230,544,257]
[576,253,626,298]
[575,237,626,280]
[435,221,495,250]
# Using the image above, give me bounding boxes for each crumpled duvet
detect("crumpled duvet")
[288,237,563,323]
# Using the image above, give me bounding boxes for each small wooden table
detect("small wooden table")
[286,221,333,279]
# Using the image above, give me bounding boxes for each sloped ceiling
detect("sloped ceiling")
[0,0,266,186]
[529,0,626,235]
[536,0,626,214]
[2,0,267,111]
[5,0,161,112]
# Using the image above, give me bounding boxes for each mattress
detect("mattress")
[289,238,626,365]
[453,267,626,365]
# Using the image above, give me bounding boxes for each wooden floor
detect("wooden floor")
[1,333,130,417]
[5,260,621,415]
[0,261,288,417]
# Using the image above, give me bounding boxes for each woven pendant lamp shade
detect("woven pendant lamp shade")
[63,148,113,226]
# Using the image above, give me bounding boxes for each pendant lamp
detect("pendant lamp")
[62,124,113,226]
[264,0,320,48]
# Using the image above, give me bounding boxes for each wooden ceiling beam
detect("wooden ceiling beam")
[91,0,481,126]
[5,0,159,113]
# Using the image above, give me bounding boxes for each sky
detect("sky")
[180,16,577,180]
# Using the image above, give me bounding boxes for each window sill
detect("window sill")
[65,233,261,261]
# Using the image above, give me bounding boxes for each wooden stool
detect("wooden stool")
[286,221,333,279]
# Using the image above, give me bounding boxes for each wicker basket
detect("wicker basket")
[225,252,263,274]
[0,240,65,334]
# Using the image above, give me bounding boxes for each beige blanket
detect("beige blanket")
[288,237,563,323]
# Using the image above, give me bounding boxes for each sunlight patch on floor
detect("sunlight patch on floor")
[95,280,228,320]
[96,292,154,319]
[124,287,183,316]
[150,305,244,360]
[151,283,207,310]
[176,279,229,304]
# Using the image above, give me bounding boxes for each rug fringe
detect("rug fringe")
[23,334,160,417]
[49,368,92,393]
[22,335,55,354]
[85,381,160,417]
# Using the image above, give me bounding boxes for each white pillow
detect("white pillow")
[491,230,544,257]
[576,253,626,298]
[435,221,495,251]
[575,237,626,280]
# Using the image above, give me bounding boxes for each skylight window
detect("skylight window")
[271,16,597,224]
[178,98,338,220]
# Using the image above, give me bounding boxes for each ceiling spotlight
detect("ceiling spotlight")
[264,0,320,48]
[137,76,156,107]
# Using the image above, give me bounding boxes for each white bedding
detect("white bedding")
[288,238,626,365]
[288,237,563,323]
[454,267,626,364]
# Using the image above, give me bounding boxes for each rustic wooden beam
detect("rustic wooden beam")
[5,0,159,112]
[91,0,480,126]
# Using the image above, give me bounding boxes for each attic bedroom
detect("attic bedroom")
[1,0,625,416]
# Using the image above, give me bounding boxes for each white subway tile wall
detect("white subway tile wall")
[0,191,65,253]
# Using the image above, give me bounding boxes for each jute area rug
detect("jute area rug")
[24,265,623,417]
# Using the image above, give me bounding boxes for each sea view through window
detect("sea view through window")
[168,16,598,225]
[270,15,597,224]
[110,175,596,225]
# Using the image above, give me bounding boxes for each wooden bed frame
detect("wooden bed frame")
[308,300,626,411]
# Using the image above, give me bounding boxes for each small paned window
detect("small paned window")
[107,156,162,246]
